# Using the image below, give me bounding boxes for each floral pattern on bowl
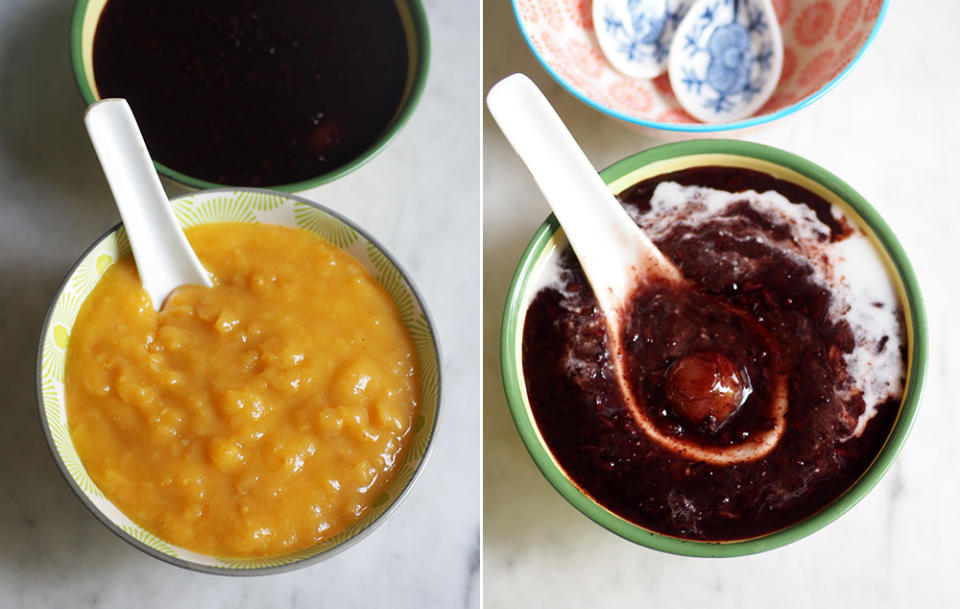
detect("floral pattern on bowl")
[512,0,888,132]
[37,189,441,574]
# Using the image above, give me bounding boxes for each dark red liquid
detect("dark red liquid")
[93,0,409,186]
[522,167,904,540]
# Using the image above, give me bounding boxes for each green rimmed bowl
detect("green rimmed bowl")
[501,140,927,557]
[69,0,430,192]
[37,189,441,574]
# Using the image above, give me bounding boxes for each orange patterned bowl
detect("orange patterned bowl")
[512,0,888,134]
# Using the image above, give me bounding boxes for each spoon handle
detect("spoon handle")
[84,99,212,310]
[486,74,678,312]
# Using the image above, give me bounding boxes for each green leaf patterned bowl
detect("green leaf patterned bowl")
[69,0,430,191]
[36,189,441,574]
[500,140,927,557]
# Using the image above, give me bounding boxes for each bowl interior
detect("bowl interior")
[501,141,926,556]
[70,0,430,191]
[512,0,887,131]
[38,189,441,573]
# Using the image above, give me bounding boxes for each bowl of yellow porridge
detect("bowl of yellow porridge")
[36,188,441,574]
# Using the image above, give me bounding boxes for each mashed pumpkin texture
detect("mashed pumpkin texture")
[65,223,420,557]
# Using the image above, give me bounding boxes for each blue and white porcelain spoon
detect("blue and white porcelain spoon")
[668,0,782,123]
[593,0,692,79]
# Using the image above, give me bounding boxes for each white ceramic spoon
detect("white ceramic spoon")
[487,74,786,464]
[84,99,212,310]
[668,0,782,123]
[593,0,692,79]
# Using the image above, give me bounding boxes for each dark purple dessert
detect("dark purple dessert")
[93,0,409,186]
[522,167,905,540]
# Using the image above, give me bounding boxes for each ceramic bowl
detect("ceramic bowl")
[69,1,430,191]
[500,140,926,556]
[37,189,441,574]
[512,0,888,134]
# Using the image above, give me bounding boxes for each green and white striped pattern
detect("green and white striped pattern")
[38,190,440,572]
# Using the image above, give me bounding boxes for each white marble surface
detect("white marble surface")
[0,0,480,607]
[484,0,958,606]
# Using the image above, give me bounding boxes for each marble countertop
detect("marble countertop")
[0,0,480,607]
[483,0,958,607]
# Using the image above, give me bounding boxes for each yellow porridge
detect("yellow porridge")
[65,223,420,557]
